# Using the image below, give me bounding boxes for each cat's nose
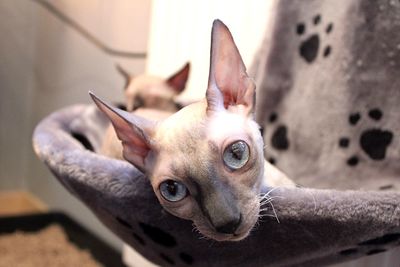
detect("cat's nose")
[215,214,242,234]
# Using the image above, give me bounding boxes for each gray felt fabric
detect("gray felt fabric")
[252,0,400,191]
[32,0,400,266]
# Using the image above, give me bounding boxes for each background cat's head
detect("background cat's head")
[91,20,263,241]
[116,62,190,112]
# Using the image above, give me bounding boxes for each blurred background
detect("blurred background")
[0,1,397,266]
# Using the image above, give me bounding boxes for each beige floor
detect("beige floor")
[0,191,47,216]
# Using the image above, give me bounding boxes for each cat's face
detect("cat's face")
[125,75,179,112]
[91,20,260,241]
[117,63,190,112]
[146,102,264,241]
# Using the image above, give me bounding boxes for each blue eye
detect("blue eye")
[223,140,250,170]
[159,180,188,202]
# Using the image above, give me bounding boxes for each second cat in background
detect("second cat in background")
[115,62,190,112]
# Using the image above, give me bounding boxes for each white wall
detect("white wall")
[0,0,35,190]
[0,0,150,250]
[146,0,273,101]
[50,0,150,53]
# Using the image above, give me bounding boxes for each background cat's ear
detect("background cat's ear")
[166,62,190,94]
[116,64,132,90]
[206,20,255,116]
[89,92,154,172]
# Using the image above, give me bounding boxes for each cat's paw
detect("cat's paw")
[296,14,334,63]
[338,108,394,166]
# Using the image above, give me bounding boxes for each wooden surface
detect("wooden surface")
[0,191,47,216]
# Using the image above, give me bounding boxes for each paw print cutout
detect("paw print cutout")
[296,14,334,63]
[338,108,394,167]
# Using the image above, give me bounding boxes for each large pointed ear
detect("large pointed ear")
[166,62,190,94]
[89,92,155,172]
[206,20,255,116]
[116,64,132,90]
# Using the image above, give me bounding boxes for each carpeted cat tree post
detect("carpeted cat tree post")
[33,0,400,266]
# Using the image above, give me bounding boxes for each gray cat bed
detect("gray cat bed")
[32,0,400,266]
[33,103,400,267]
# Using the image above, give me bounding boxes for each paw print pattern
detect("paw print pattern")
[115,216,195,265]
[269,113,290,150]
[266,112,290,165]
[338,231,400,259]
[339,108,394,167]
[296,14,334,63]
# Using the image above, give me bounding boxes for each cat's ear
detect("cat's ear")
[166,62,190,94]
[89,92,155,172]
[116,64,132,90]
[206,20,255,116]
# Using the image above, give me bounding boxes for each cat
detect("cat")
[100,62,191,158]
[90,19,294,242]
[115,62,190,112]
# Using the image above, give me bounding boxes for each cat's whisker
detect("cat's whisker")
[258,191,282,224]
[259,194,273,201]
[259,186,282,198]
[269,201,280,223]
[259,194,284,211]
[259,207,276,212]
[260,200,282,208]
[260,201,274,207]
[260,197,271,203]
[260,196,283,204]
[260,195,278,199]
[259,195,280,206]
[258,213,278,219]
[256,211,282,226]
[191,223,208,241]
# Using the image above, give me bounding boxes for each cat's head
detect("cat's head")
[91,20,263,241]
[116,62,190,112]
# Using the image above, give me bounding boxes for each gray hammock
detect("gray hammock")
[33,0,400,266]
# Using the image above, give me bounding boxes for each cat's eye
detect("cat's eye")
[159,180,188,202]
[223,140,250,170]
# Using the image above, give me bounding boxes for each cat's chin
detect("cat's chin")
[193,223,254,242]
[191,202,260,242]
[205,230,251,242]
